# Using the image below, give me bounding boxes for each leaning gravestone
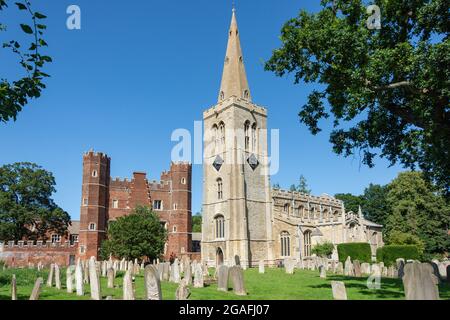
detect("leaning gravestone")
[66,266,75,293]
[46,263,54,287]
[54,264,61,290]
[193,264,204,288]
[144,265,162,300]
[331,281,347,300]
[403,262,439,300]
[259,260,265,274]
[123,269,135,300]
[228,266,247,296]
[217,265,229,292]
[11,274,17,300]
[107,268,115,289]
[75,259,84,296]
[89,257,101,300]
[29,277,43,300]
[353,260,362,277]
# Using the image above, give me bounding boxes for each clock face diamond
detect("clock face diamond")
[247,154,259,171]
[213,155,224,172]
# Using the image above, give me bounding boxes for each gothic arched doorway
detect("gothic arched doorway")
[216,247,224,267]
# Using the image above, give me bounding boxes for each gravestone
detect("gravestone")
[361,263,370,275]
[66,266,74,293]
[173,259,181,283]
[396,258,405,279]
[83,261,89,284]
[353,260,362,277]
[234,255,241,266]
[101,261,107,277]
[193,264,204,288]
[403,262,439,300]
[75,259,84,296]
[217,265,229,292]
[319,265,327,279]
[11,274,17,300]
[46,263,54,287]
[175,281,191,300]
[123,269,135,300]
[284,258,295,274]
[229,266,247,296]
[446,265,450,284]
[162,262,170,281]
[29,277,43,300]
[144,265,162,300]
[335,262,344,275]
[184,261,192,285]
[430,261,442,284]
[89,257,101,300]
[203,262,210,277]
[259,260,265,274]
[382,266,388,277]
[55,264,61,290]
[344,257,353,276]
[107,268,115,289]
[331,281,347,300]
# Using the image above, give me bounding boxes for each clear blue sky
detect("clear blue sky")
[0,0,403,221]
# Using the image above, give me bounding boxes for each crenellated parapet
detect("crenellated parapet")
[0,240,78,249]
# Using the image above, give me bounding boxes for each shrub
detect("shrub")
[376,245,421,266]
[385,231,425,254]
[337,243,372,264]
[311,241,334,258]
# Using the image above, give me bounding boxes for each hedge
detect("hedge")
[337,243,372,264]
[376,245,420,266]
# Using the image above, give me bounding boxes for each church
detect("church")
[200,9,383,268]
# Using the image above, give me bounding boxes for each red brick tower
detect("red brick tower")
[78,150,110,260]
[167,162,192,255]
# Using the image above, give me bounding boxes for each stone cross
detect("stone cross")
[229,266,247,296]
[75,259,84,296]
[403,262,440,300]
[89,257,101,300]
[123,269,135,300]
[11,274,17,300]
[319,265,327,279]
[193,264,204,288]
[66,266,75,293]
[46,263,54,287]
[331,281,348,300]
[353,260,362,277]
[259,260,265,274]
[175,280,191,300]
[217,265,229,292]
[54,264,61,290]
[107,268,115,289]
[29,277,43,300]
[144,265,162,300]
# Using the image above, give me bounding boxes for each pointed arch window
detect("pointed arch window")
[304,230,312,257]
[244,121,250,151]
[251,123,257,152]
[212,124,219,154]
[281,231,291,257]
[217,178,223,200]
[215,215,225,239]
[219,122,225,152]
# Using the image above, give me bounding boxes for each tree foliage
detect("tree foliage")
[192,213,202,233]
[99,206,167,261]
[362,183,389,226]
[0,1,52,123]
[385,230,425,254]
[0,162,70,240]
[312,241,334,257]
[266,0,450,193]
[334,193,364,214]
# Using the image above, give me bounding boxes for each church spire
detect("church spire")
[218,8,252,103]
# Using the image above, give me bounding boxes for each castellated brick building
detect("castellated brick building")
[78,150,193,261]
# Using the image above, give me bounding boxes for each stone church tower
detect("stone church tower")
[201,9,275,268]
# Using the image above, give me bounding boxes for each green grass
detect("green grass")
[0,267,449,300]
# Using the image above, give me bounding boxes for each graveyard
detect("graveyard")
[1,262,449,300]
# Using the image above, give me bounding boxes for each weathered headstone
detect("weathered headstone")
[284,258,295,274]
[361,263,371,275]
[29,277,43,300]
[396,258,405,279]
[234,255,241,266]
[101,261,107,277]
[184,261,192,285]
[229,266,247,296]
[331,281,347,300]
[403,262,440,300]
[344,257,353,276]
[193,264,204,288]
[83,260,89,284]
[162,262,170,281]
[335,262,344,275]
[175,280,191,300]
[66,266,74,293]
[259,260,265,274]
[144,265,162,300]
[46,263,54,287]
[430,261,442,284]
[319,265,327,279]
[54,264,61,290]
[353,260,362,277]
[89,257,101,300]
[11,274,17,300]
[107,268,115,289]
[172,259,181,284]
[75,259,84,296]
[123,269,135,300]
[217,265,229,292]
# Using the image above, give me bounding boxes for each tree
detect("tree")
[385,172,449,256]
[311,241,334,258]
[362,184,389,226]
[1,1,52,123]
[334,193,364,214]
[265,0,450,193]
[0,162,70,240]
[192,212,202,233]
[385,230,425,255]
[297,175,311,194]
[99,206,167,261]
[272,183,281,189]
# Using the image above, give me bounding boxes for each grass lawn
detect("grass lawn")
[0,267,449,300]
